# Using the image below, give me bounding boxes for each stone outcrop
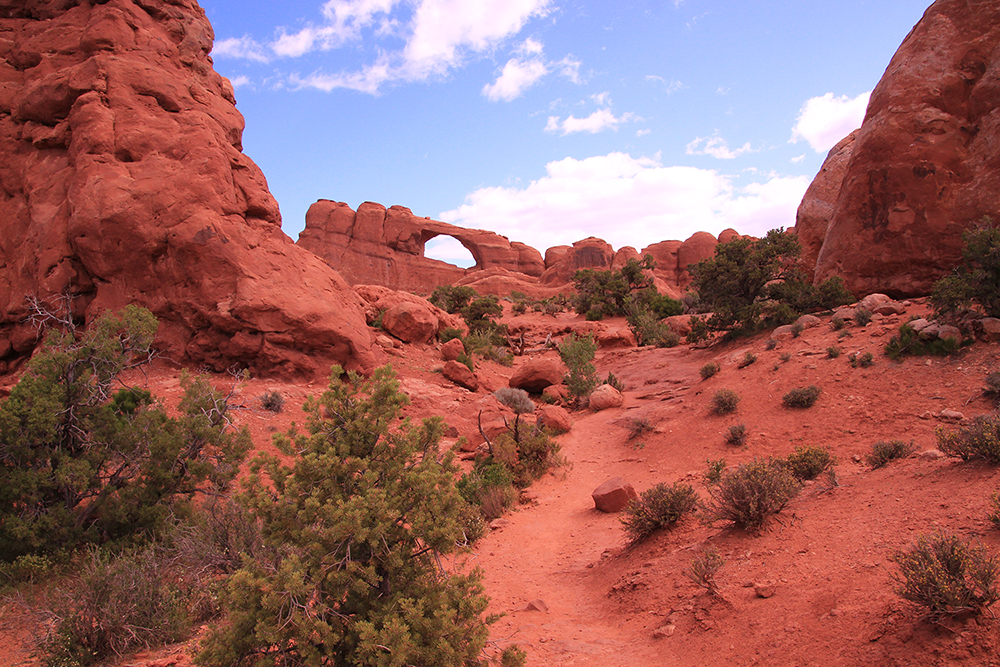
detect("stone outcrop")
[805,0,1000,297]
[298,200,544,293]
[0,0,374,378]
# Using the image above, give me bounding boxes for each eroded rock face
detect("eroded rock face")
[298,200,544,292]
[810,0,1000,297]
[0,0,374,378]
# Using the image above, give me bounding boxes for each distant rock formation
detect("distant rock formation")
[298,200,544,293]
[803,0,1000,297]
[0,0,374,378]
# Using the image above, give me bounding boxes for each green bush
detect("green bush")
[848,351,875,368]
[937,414,1000,463]
[458,462,518,521]
[885,323,962,360]
[785,445,834,480]
[826,346,841,359]
[572,256,656,318]
[197,366,494,667]
[704,458,727,484]
[725,423,748,447]
[439,326,465,343]
[686,315,711,344]
[893,531,1000,621]
[832,316,846,330]
[711,389,740,414]
[700,362,720,380]
[0,307,249,561]
[989,492,1000,529]
[685,547,724,595]
[866,440,917,469]
[782,385,821,408]
[703,458,801,532]
[604,371,625,392]
[429,285,478,314]
[931,220,1000,320]
[260,390,284,413]
[558,333,598,402]
[462,295,505,337]
[620,482,698,542]
[854,308,873,326]
[625,301,680,347]
[737,351,757,368]
[986,372,1000,400]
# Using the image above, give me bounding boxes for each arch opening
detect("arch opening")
[422,233,479,269]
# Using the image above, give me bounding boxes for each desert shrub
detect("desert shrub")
[937,413,1000,463]
[457,351,475,372]
[832,316,846,330]
[782,385,821,408]
[487,429,563,489]
[625,416,653,441]
[620,482,698,542]
[197,365,494,667]
[0,553,56,588]
[700,362,720,380]
[893,531,1000,621]
[0,306,249,560]
[849,351,875,368]
[989,492,1000,529]
[725,423,748,447]
[785,445,834,480]
[986,372,1000,400]
[885,323,962,360]
[438,326,464,343]
[837,329,852,339]
[260,390,285,413]
[711,389,740,414]
[854,307,873,326]
[685,547,724,595]
[686,315,711,343]
[780,352,792,363]
[737,351,757,368]
[765,338,777,350]
[511,301,527,315]
[169,498,264,579]
[462,295,506,338]
[790,321,804,338]
[493,387,534,443]
[931,220,1000,320]
[867,440,917,469]
[458,462,518,521]
[429,284,478,314]
[558,333,599,402]
[703,458,801,532]
[604,371,625,392]
[44,547,187,667]
[704,458,727,484]
[572,256,657,318]
[827,346,841,359]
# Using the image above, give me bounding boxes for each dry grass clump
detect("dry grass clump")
[710,389,740,415]
[259,390,285,413]
[866,440,917,469]
[725,423,748,447]
[700,362,720,380]
[782,385,821,408]
[685,547,724,595]
[893,531,1000,621]
[737,351,757,369]
[703,458,800,532]
[785,445,834,480]
[620,482,698,542]
[937,414,1000,463]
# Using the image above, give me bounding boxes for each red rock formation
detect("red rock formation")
[676,232,719,288]
[810,0,1000,296]
[0,0,374,378]
[298,200,544,293]
[540,237,615,285]
[793,130,858,280]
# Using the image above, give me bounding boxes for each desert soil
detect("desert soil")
[3,298,1000,667]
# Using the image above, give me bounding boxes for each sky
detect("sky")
[199,0,932,268]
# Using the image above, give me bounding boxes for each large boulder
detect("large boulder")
[442,360,479,391]
[589,384,624,411]
[592,477,638,513]
[810,0,1000,297]
[0,0,375,378]
[540,237,615,285]
[298,200,544,293]
[509,357,567,393]
[382,302,439,344]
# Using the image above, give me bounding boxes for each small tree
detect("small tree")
[558,333,598,402]
[197,365,493,667]
[932,219,1000,321]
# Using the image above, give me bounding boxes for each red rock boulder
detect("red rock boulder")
[592,477,638,513]
[509,357,567,393]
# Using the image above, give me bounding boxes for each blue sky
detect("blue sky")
[199,0,931,267]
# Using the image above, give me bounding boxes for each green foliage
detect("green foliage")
[737,351,757,369]
[937,414,1000,463]
[790,321,804,338]
[624,300,680,347]
[457,351,476,373]
[604,371,625,393]
[689,228,805,334]
[831,316,846,331]
[429,285,478,314]
[0,307,249,561]
[866,440,917,469]
[725,423,748,447]
[893,531,1000,621]
[686,315,711,344]
[438,327,465,343]
[45,546,187,667]
[620,482,698,542]
[826,346,841,359]
[710,389,740,415]
[197,365,493,667]
[685,547,724,595]
[986,371,1000,399]
[931,220,1000,320]
[704,458,727,484]
[782,385,821,408]
[885,323,962,360]
[848,351,874,368]
[703,458,801,532]
[572,256,656,318]
[854,308,873,326]
[462,295,505,337]
[458,462,517,521]
[989,492,1000,530]
[624,416,653,441]
[558,333,598,401]
[699,362,720,380]
[260,390,285,413]
[784,445,834,480]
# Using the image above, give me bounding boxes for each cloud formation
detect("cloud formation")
[791,91,871,153]
[545,109,637,135]
[686,133,754,159]
[482,39,549,101]
[212,0,553,94]
[439,152,809,253]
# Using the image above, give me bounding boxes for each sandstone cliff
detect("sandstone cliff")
[805,0,1000,296]
[0,0,374,377]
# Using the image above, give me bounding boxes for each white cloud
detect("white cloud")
[228,75,251,89]
[424,236,477,267]
[482,39,549,101]
[686,133,754,159]
[791,91,871,153]
[645,75,685,94]
[636,128,651,137]
[439,152,809,253]
[554,55,582,83]
[791,154,806,164]
[212,36,270,62]
[546,109,636,135]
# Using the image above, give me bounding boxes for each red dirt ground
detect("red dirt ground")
[3,298,1000,667]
